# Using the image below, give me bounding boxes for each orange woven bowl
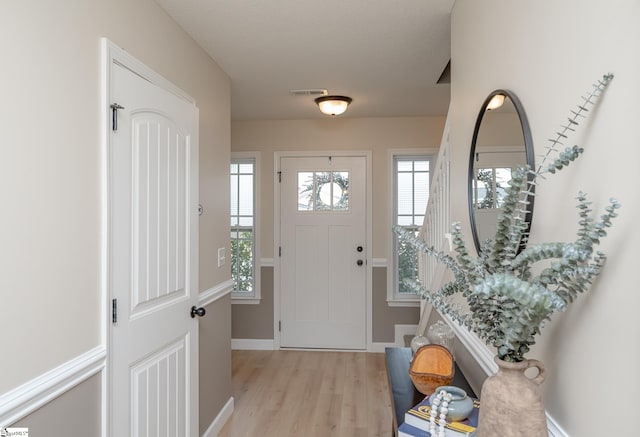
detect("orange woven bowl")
[409,344,455,395]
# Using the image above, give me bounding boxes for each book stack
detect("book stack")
[398,395,480,437]
[398,422,431,437]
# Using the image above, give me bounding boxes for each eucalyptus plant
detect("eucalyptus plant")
[395,74,620,362]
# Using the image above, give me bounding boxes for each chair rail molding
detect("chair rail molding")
[372,258,387,268]
[0,345,106,428]
[260,258,274,268]
[199,279,234,307]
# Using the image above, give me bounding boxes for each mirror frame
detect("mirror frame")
[468,89,535,254]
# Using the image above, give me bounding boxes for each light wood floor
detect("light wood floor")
[218,350,393,437]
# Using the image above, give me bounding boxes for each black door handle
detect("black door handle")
[191,306,206,318]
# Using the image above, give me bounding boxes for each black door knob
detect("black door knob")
[357,259,364,266]
[357,246,363,252]
[191,306,206,318]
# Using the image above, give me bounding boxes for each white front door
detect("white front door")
[108,54,199,436]
[279,156,367,349]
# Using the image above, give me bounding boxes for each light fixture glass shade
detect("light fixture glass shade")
[315,95,352,115]
[486,94,506,111]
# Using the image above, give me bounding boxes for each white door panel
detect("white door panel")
[130,337,187,436]
[280,156,366,349]
[110,59,199,436]
[130,115,189,314]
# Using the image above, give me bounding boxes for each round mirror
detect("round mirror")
[468,90,534,254]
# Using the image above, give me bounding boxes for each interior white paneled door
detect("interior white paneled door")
[109,59,199,436]
[280,156,366,349]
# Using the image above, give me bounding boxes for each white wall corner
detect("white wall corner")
[202,396,234,437]
[231,339,275,350]
[0,345,106,428]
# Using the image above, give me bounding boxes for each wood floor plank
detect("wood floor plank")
[218,350,393,437]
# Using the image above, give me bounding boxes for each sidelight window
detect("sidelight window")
[391,154,433,302]
[230,153,261,302]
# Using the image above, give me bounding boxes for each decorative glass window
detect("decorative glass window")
[230,155,260,300]
[472,167,512,209]
[297,171,349,211]
[393,156,431,298]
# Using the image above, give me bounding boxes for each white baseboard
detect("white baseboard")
[231,339,275,350]
[546,414,569,437]
[0,345,106,428]
[368,342,396,353]
[202,396,234,437]
[394,324,418,347]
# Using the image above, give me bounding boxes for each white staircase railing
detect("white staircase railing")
[416,117,451,334]
[415,118,503,392]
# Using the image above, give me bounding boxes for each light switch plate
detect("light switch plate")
[217,247,226,267]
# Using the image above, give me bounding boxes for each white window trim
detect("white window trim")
[387,148,437,306]
[231,151,261,304]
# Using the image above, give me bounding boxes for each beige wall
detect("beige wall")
[372,267,420,342]
[1,0,231,431]
[12,374,102,437]
[232,267,275,339]
[451,1,639,435]
[475,110,525,148]
[199,295,232,434]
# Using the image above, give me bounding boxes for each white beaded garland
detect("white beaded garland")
[429,390,453,437]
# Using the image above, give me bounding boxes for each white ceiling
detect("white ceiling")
[155,0,454,120]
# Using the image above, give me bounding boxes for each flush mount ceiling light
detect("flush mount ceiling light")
[314,95,353,116]
[486,93,506,111]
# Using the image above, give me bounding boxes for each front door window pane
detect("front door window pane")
[332,171,349,211]
[298,172,314,211]
[297,171,350,212]
[315,171,332,210]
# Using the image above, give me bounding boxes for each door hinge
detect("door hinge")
[279,320,281,332]
[277,171,282,183]
[279,246,282,257]
[110,103,125,131]
[112,298,118,324]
